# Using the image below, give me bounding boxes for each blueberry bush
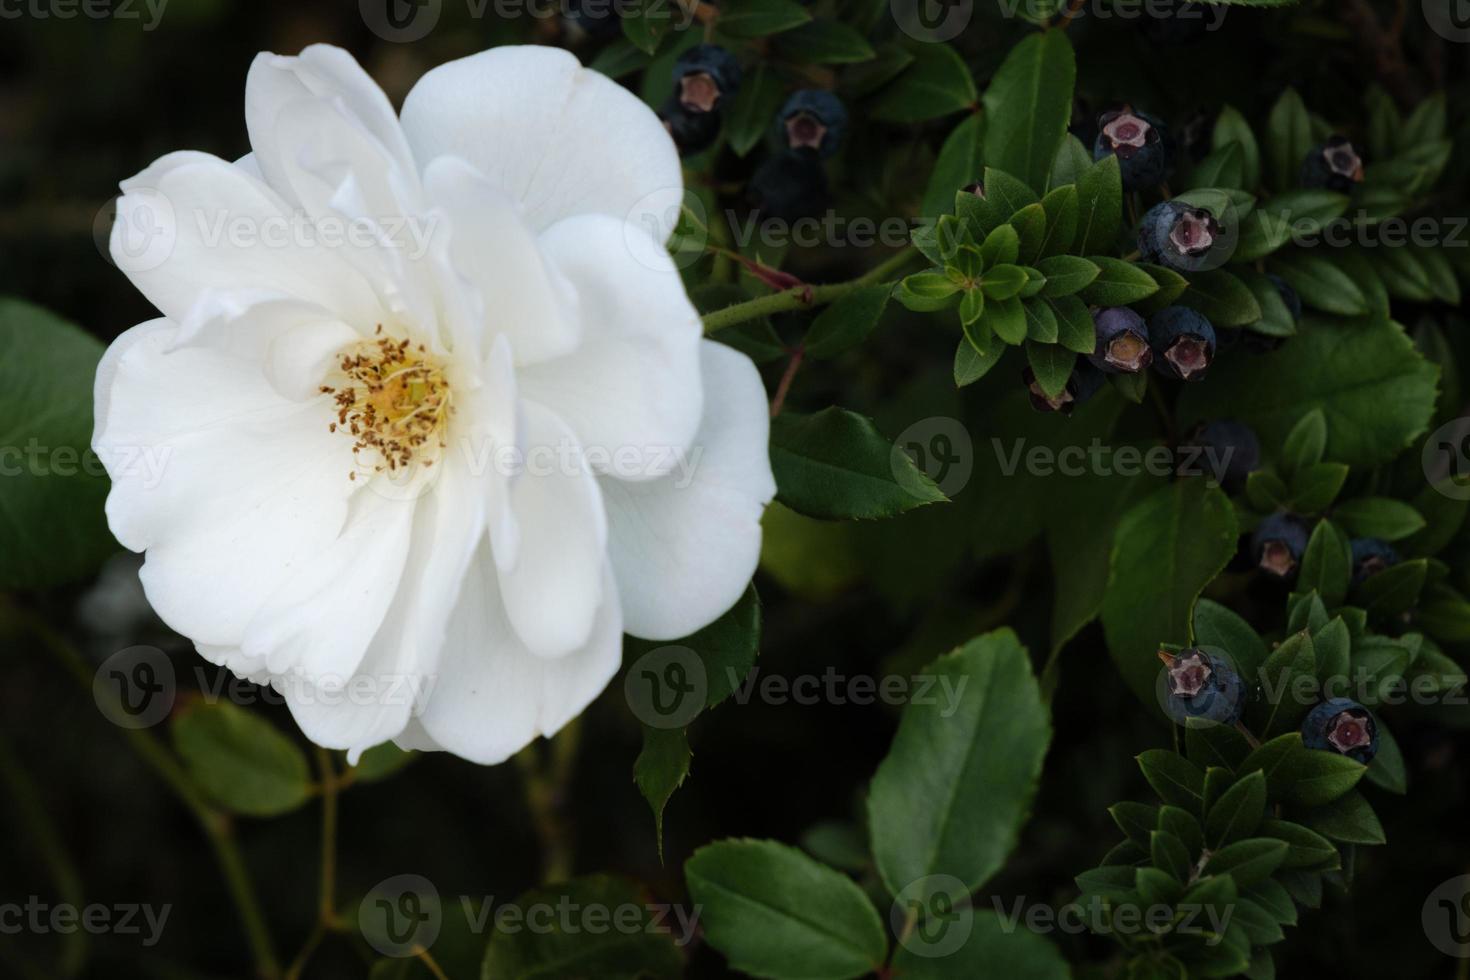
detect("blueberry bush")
[2,1,1469,978]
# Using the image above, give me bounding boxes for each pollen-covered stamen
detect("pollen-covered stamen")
[319,327,452,480]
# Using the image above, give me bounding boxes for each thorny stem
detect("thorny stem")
[769,349,805,418]
[285,747,343,978]
[1055,0,1087,30]
[701,246,920,333]
[11,608,282,979]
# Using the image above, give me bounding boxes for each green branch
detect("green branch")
[701,246,920,334]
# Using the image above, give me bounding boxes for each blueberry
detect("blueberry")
[1158,648,1246,725]
[658,96,721,156]
[1138,201,1223,271]
[1147,306,1216,381]
[1252,512,1309,578]
[1093,105,1170,190]
[672,45,741,113]
[1183,420,1260,492]
[747,150,829,222]
[1300,136,1364,193]
[1088,307,1152,374]
[1350,537,1399,584]
[777,90,846,159]
[1302,698,1379,764]
[1023,362,1105,415]
[1266,273,1302,322]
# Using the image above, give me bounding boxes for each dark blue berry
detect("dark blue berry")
[1302,698,1379,764]
[1252,512,1309,578]
[1138,201,1223,271]
[1148,306,1216,381]
[1300,136,1364,192]
[659,95,721,156]
[1088,307,1152,374]
[1184,420,1259,492]
[777,90,846,159]
[1266,273,1302,322]
[747,151,829,222]
[1093,106,1170,191]
[1023,362,1104,415]
[1158,648,1246,725]
[672,45,741,113]
[1350,537,1399,584]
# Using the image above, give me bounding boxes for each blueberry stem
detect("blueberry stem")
[702,246,920,333]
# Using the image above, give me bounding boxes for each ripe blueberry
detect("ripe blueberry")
[1301,698,1379,764]
[1023,362,1105,415]
[777,90,846,159]
[1158,648,1246,725]
[1138,201,1223,271]
[1182,420,1260,492]
[747,151,829,222]
[1350,537,1399,584]
[1088,307,1152,373]
[1251,512,1309,578]
[1300,136,1364,193]
[1093,105,1170,190]
[1266,273,1302,323]
[658,96,721,156]
[1147,306,1216,381]
[672,44,742,113]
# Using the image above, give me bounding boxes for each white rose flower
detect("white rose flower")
[93,44,775,764]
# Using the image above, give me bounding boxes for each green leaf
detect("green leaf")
[588,39,652,79]
[1355,558,1428,618]
[1375,245,1436,302]
[483,875,682,980]
[1137,750,1206,811]
[1102,481,1239,704]
[1238,269,1298,337]
[1024,299,1059,343]
[1268,251,1371,316]
[717,0,812,37]
[1289,461,1349,514]
[1365,725,1408,794]
[1281,407,1327,476]
[1298,520,1351,606]
[1151,830,1193,882]
[1010,203,1049,266]
[979,223,1021,267]
[1178,269,1262,328]
[351,743,415,784]
[805,285,891,359]
[1025,341,1072,398]
[1193,600,1269,679]
[1035,255,1099,297]
[1205,770,1268,847]
[772,20,876,64]
[634,727,690,859]
[954,338,1003,387]
[985,295,1028,345]
[1212,105,1260,189]
[871,42,977,123]
[770,408,948,519]
[923,113,985,217]
[1111,802,1160,845]
[1265,88,1312,191]
[888,911,1069,980]
[897,272,962,312]
[981,31,1075,194]
[1312,616,1351,683]
[1079,257,1159,306]
[1189,142,1245,191]
[1261,819,1340,870]
[981,264,1030,300]
[171,700,311,818]
[1177,316,1438,467]
[1049,296,1095,354]
[868,629,1051,895]
[1076,155,1123,256]
[1203,838,1289,888]
[960,288,986,330]
[726,65,787,156]
[621,0,674,54]
[1038,184,1079,257]
[0,299,115,588]
[1252,631,1316,738]
[1303,791,1386,845]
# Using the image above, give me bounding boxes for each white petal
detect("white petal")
[111,151,383,332]
[602,341,775,640]
[400,45,682,241]
[245,44,417,207]
[496,399,606,657]
[516,213,702,478]
[409,551,623,765]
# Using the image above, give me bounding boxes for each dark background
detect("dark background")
[2,1,1467,977]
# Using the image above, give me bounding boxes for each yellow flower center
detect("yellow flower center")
[320,327,452,481]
